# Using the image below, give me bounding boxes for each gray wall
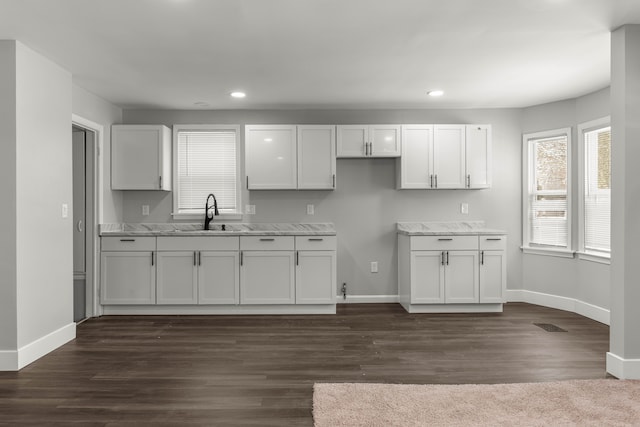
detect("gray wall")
[122,108,523,297]
[521,87,611,310]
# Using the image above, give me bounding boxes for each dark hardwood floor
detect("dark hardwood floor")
[0,303,610,426]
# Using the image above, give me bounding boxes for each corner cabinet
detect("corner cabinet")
[397,124,491,189]
[245,125,336,190]
[337,125,401,157]
[111,125,172,191]
[398,233,506,313]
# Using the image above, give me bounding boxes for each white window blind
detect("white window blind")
[583,126,611,253]
[528,134,569,248]
[176,129,238,214]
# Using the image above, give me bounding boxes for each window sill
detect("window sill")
[172,212,244,221]
[577,251,610,265]
[521,246,575,258]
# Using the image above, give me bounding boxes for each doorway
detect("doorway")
[72,123,98,322]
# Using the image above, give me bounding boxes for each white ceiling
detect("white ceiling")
[1,0,639,110]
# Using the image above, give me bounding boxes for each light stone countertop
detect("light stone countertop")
[397,221,506,236]
[99,222,336,237]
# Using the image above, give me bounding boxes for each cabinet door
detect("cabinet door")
[111,125,170,190]
[100,251,156,304]
[480,250,506,303]
[411,251,445,303]
[199,251,239,304]
[297,125,336,189]
[240,251,295,304]
[445,250,479,303]
[336,125,368,157]
[370,125,401,157]
[296,251,336,304]
[245,125,297,189]
[156,251,198,304]
[433,125,466,189]
[466,125,492,189]
[399,125,433,189]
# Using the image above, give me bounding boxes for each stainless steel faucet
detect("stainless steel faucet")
[204,193,219,230]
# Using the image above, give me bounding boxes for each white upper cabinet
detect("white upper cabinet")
[398,124,492,189]
[245,125,297,190]
[433,125,467,189]
[111,125,172,190]
[466,124,492,189]
[337,125,401,157]
[398,125,434,189]
[297,125,336,190]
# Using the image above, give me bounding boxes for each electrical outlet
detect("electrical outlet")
[246,205,256,215]
[61,203,68,218]
[307,204,315,215]
[371,261,378,273]
[461,202,469,214]
[142,205,150,216]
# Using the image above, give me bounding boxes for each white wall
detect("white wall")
[122,108,523,297]
[72,84,123,223]
[15,41,74,350]
[0,41,17,352]
[521,87,611,313]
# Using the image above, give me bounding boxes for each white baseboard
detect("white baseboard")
[103,304,336,315]
[0,323,76,371]
[506,289,610,325]
[336,295,399,304]
[606,352,640,379]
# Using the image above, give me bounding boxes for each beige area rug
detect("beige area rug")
[313,380,640,426]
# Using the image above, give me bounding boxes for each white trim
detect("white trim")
[400,303,503,313]
[506,289,610,325]
[606,352,640,379]
[336,294,399,304]
[0,323,76,371]
[521,246,575,258]
[576,251,611,264]
[102,304,336,315]
[171,124,242,217]
[72,114,104,318]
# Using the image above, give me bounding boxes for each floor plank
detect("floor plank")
[0,303,610,426]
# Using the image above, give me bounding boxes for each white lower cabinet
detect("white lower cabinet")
[100,237,156,305]
[399,234,505,312]
[156,251,198,304]
[295,236,337,304]
[198,251,240,305]
[240,250,296,304]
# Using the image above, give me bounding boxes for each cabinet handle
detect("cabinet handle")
[120,238,135,242]
[198,251,201,266]
[467,174,471,188]
[333,174,336,188]
[441,251,445,266]
[430,174,434,188]
[308,238,324,241]
[159,175,162,189]
[486,238,502,241]
[259,238,275,242]
[193,251,197,266]
[437,238,453,241]
[435,174,438,188]
[364,142,368,156]
[296,251,299,266]
[240,251,243,266]
[246,176,249,189]
[481,250,484,265]
[151,251,154,266]
[369,142,373,156]
[446,251,449,265]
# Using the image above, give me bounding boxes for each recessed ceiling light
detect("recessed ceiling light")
[428,90,444,97]
[230,91,246,99]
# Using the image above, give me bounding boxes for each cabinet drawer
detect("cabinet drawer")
[479,235,507,250]
[410,235,478,251]
[295,235,336,251]
[101,236,156,251]
[157,236,240,251]
[240,236,294,251]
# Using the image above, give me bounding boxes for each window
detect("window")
[522,128,572,256]
[172,125,241,219]
[578,117,611,261]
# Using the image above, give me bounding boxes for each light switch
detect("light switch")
[246,205,256,215]
[142,205,150,216]
[371,261,378,273]
[461,203,469,215]
[307,204,315,215]
[61,203,68,218]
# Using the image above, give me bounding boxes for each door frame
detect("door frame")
[72,114,104,318]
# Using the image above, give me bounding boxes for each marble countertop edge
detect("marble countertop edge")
[99,223,337,237]
[397,221,506,236]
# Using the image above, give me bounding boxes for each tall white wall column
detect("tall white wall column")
[608,25,640,379]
